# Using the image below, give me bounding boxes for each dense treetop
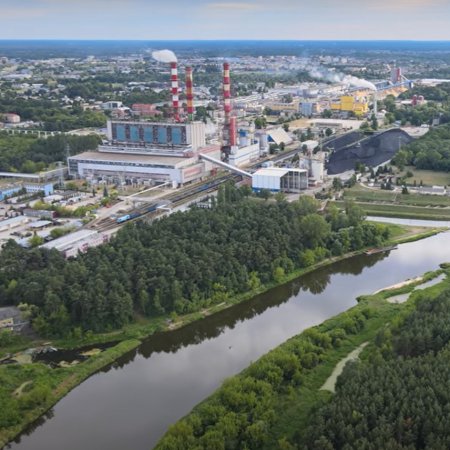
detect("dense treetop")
[393,123,450,172]
[304,287,450,450]
[0,186,388,338]
[0,132,100,172]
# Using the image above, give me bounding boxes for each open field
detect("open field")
[344,184,450,207]
[400,166,450,187]
[335,200,450,220]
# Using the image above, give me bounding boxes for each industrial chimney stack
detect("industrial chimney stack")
[170,62,180,122]
[223,62,231,146]
[185,66,194,121]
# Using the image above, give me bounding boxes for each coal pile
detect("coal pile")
[325,131,364,152]
[327,129,414,174]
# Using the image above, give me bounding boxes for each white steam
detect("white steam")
[309,67,376,91]
[152,49,177,63]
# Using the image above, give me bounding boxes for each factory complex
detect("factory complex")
[68,61,301,192]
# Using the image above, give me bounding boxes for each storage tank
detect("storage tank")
[257,132,268,151]
[311,159,324,182]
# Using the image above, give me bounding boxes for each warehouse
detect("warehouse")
[41,229,109,258]
[252,168,308,193]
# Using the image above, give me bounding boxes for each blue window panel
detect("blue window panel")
[143,126,153,143]
[157,126,167,144]
[172,127,182,145]
[130,126,139,142]
[116,125,126,141]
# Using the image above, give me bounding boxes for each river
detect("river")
[7,229,450,450]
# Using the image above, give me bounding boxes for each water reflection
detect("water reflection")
[8,233,449,450]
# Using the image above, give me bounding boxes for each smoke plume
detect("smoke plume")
[309,67,376,91]
[152,49,177,63]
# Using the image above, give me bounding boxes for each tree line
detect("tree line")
[0,133,100,173]
[392,123,450,172]
[0,187,389,339]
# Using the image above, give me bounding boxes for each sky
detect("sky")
[1,0,450,40]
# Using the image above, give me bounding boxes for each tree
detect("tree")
[332,177,343,191]
[28,233,44,248]
[325,128,333,137]
[254,116,267,129]
[371,113,378,130]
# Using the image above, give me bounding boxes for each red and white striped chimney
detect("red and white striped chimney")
[185,66,194,121]
[170,62,180,122]
[223,62,231,145]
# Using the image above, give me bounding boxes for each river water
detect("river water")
[7,229,450,450]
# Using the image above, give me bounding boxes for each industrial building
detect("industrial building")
[41,229,110,258]
[0,182,53,201]
[69,120,221,186]
[252,168,308,193]
[330,96,369,116]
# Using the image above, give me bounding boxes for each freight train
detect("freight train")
[116,204,158,224]
[115,175,240,225]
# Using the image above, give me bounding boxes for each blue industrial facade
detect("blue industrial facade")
[111,122,188,146]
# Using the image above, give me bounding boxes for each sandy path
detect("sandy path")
[320,342,368,393]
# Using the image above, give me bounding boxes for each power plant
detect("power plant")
[68,56,315,194]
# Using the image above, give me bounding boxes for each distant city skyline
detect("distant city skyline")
[2,0,450,40]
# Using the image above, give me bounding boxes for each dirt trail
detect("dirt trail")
[320,342,368,393]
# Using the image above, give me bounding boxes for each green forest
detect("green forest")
[0,133,100,172]
[0,188,389,338]
[393,123,450,172]
[304,287,450,450]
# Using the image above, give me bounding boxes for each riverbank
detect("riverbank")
[0,339,140,448]
[0,222,446,449]
[156,267,450,449]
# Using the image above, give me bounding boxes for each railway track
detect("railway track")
[91,174,239,232]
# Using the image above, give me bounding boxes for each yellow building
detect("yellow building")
[330,96,369,117]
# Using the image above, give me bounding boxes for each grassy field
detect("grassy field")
[336,200,450,221]
[343,184,450,207]
[400,166,450,187]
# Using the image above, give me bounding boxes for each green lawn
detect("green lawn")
[400,166,450,187]
[335,200,450,220]
[344,184,450,208]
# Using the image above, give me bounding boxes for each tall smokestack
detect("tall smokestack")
[223,62,231,146]
[185,66,194,121]
[229,116,237,147]
[171,62,179,122]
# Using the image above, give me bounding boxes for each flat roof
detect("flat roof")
[29,220,52,228]
[69,151,189,167]
[254,168,308,177]
[0,216,33,226]
[41,229,98,251]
